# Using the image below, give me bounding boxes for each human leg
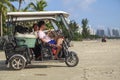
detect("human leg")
[54,38,64,59]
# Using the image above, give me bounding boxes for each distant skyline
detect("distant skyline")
[96,27,120,37]
[12,0,120,29]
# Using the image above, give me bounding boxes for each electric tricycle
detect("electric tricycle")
[0,11,79,70]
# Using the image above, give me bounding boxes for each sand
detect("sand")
[0,39,120,80]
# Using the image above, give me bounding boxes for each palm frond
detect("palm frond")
[24,2,37,11]
[24,0,47,11]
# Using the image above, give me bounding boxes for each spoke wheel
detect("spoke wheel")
[10,55,26,70]
[65,52,79,67]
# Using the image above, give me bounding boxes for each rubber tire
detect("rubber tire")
[65,51,79,67]
[9,55,26,70]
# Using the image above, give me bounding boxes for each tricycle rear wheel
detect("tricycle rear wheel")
[9,55,26,70]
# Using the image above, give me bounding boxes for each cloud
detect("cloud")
[61,0,97,20]
[63,0,96,10]
[80,0,96,9]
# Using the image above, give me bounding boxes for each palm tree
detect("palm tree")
[9,0,24,11]
[0,0,13,19]
[69,20,79,32]
[0,0,14,36]
[24,0,47,11]
[69,20,82,40]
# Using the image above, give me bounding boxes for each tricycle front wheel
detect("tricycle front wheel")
[65,51,79,67]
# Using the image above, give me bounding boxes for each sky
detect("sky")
[13,0,120,29]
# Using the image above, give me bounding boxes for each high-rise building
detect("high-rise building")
[96,29,105,37]
[107,28,112,37]
[107,28,120,37]
[118,29,120,37]
[112,29,119,37]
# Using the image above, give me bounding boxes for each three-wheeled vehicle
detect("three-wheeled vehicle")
[1,11,79,70]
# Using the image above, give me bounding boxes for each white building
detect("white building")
[77,25,82,34]
[77,25,96,35]
[88,25,96,35]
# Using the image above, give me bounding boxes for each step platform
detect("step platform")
[31,58,65,64]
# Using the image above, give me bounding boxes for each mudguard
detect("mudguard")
[68,51,77,57]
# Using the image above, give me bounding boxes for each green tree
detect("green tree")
[69,20,82,41]
[81,18,90,39]
[24,0,47,11]
[69,20,79,32]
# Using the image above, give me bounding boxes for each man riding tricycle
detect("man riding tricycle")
[0,11,79,70]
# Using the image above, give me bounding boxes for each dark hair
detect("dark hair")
[37,21,45,28]
[33,23,37,28]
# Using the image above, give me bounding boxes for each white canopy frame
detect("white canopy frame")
[7,11,69,20]
[6,11,69,25]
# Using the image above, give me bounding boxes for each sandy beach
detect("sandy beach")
[0,39,120,80]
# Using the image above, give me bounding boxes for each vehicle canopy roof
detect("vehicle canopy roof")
[7,11,69,18]
[7,11,69,22]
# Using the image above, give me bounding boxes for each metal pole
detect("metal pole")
[0,13,1,36]
[0,13,3,36]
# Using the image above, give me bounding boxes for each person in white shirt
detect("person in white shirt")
[37,21,63,59]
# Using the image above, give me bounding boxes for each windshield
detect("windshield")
[58,15,74,40]
[51,20,59,30]
[60,15,69,30]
